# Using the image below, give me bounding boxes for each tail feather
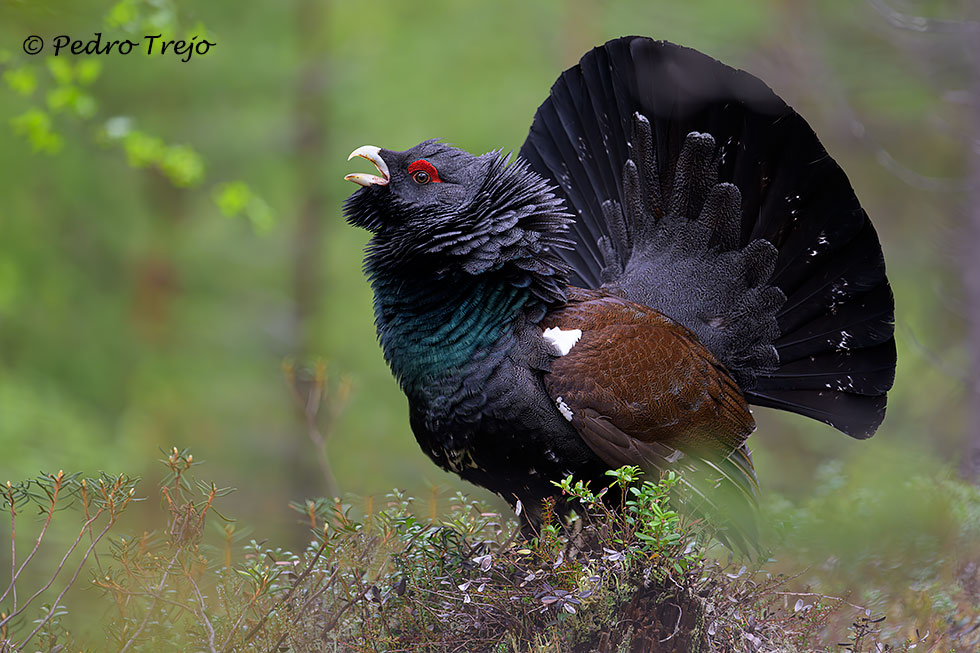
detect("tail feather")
[774,222,889,333]
[674,444,761,555]
[520,36,896,439]
[754,341,897,394]
[745,389,888,439]
[775,284,895,362]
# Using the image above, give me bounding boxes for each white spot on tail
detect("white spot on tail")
[556,396,573,421]
[543,327,582,356]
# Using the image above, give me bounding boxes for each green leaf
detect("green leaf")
[213,181,252,217]
[186,21,212,43]
[46,86,97,118]
[105,0,139,29]
[46,57,74,85]
[121,130,165,168]
[9,109,63,154]
[159,144,204,187]
[143,8,178,37]
[3,67,37,97]
[75,60,103,86]
[213,181,275,233]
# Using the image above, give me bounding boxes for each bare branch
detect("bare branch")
[4,484,15,613]
[868,0,980,34]
[793,8,970,193]
[118,547,183,653]
[14,512,120,651]
[236,536,331,651]
[0,508,106,629]
[184,562,219,653]
[0,475,64,608]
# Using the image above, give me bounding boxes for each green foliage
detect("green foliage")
[557,466,698,574]
[5,458,962,651]
[1,469,141,650]
[2,0,268,219]
[625,473,687,560]
[46,86,96,118]
[9,108,62,153]
[94,126,204,187]
[2,67,36,97]
[764,445,980,648]
[213,181,275,233]
[43,56,100,118]
[105,0,180,37]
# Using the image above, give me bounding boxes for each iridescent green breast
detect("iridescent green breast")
[372,274,532,396]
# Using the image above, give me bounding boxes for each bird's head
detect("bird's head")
[343,140,573,307]
[343,140,491,232]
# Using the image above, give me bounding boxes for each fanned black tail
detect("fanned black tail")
[520,37,896,439]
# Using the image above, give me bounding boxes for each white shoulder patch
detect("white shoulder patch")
[556,396,574,421]
[543,327,582,356]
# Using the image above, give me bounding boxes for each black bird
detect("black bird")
[343,37,895,538]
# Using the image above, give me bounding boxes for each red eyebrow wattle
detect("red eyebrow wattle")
[408,159,442,182]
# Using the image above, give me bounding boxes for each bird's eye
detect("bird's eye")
[407,159,442,185]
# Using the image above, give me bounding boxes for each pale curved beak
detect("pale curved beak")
[345,145,390,186]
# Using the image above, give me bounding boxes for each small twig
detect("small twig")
[14,512,121,651]
[283,359,342,498]
[235,536,330,651]
[868,0,980,34]
[317,584,373,642]
[90,584,198,615]
[4,483,16,612]
[118,547,183,653]
[900,322,968,384]
[184,562,219,653]
[0,474,65,607]
[292,568,338,616]
[116,480,208,650]
[495,517,523,554]
[265,567,339,652]
[0,507,107,629]
[771,590,867,612]
[792,8,970,194]
[79,480,104,576]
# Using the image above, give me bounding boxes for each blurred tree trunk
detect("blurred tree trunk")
[133,175,183,344]
[293,1,329,355]
[963,36,980,483]
[290,0,340,500]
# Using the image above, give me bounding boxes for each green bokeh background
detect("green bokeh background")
[0,0,971,546]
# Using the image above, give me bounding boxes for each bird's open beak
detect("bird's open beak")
[345,145,390,187]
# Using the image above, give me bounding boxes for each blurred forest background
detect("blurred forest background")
[1,0,979,641]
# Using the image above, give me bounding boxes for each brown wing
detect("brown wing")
[542,287,754,467]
